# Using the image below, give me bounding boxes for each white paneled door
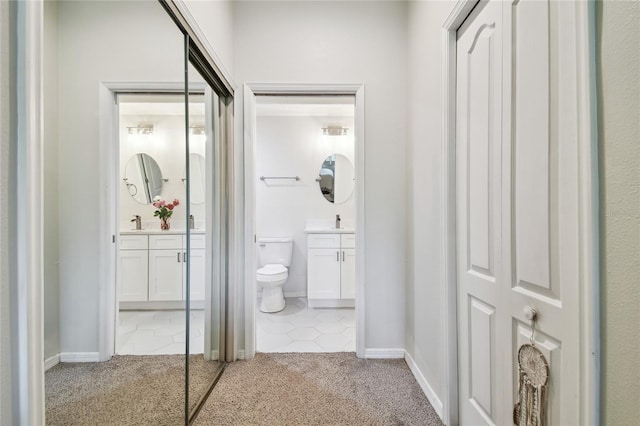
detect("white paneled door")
[456,0,586,424]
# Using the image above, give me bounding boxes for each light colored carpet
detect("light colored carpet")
[193,352,443,426]
[45,355,222,426]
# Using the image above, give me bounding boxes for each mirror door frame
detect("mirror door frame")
[242,83,366,359]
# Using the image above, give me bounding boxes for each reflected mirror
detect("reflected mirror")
[184,153,206,205]
[318,153,355,204]
[124,153,164,204]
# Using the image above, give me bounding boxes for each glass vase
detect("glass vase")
[160,217,171,230]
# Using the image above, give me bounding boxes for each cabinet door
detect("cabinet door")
[340,248,356,299]
[148,249,183,301]
[119,250,148,301]
[184,249,206,301]
[307,248,341,299]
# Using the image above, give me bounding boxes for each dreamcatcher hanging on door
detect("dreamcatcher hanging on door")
[513,308,549,426]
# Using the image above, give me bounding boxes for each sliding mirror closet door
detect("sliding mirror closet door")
[43,1,189,424]
[184,62,228,421]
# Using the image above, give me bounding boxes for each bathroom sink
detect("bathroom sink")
[303,227,354,234]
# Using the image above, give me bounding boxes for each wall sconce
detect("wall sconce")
[190,125,205,135]
[322,126,349,136]
[127,124,154,135]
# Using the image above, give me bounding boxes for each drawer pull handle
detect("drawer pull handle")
[342,251,345,262]
[177,252,181,262]
[337,251,339,262]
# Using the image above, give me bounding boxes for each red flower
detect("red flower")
[167,204,174,210]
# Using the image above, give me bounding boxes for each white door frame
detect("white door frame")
[441,1,600,425]
[242,83,366,359]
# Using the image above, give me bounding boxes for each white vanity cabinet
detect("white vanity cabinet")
[119,232,206,307]
[148,235,183,301]
[307,233,355,307]
[119,235,149,302]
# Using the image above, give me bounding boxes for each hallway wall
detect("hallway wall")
[597,1,640,422]
[233,1,408,352]
[405,0,454,414]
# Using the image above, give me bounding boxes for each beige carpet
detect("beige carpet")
[45,355,223,426]
[193,352,443,426]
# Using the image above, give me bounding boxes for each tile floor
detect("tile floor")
[117,310,205,355]
[256,297,355,353]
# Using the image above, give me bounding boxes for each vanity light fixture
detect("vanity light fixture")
[190,125,205,135]
[322,126,348,136]
[127,124,154,135]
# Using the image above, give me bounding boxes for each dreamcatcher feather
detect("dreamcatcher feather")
[513,343,549,426]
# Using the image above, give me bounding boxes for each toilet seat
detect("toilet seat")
[257,264,288,282]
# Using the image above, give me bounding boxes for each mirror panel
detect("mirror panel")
[318,153,355,204]
[124,153,163,204]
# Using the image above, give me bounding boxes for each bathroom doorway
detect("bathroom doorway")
[243,85,366,358]
[115,92,208,356]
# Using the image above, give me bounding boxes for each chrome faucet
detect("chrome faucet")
[335,214,341,229]
[131,215,142,230]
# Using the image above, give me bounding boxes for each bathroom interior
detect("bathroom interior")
[117,93,208,356]
[254,95,357,353]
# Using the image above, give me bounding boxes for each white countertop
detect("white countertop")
[120,229,206,235]
[304,228,355,234]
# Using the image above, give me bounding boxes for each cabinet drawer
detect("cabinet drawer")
[307,234,340,249]
[120,235,148,250]
[183,234,206,250]
[341,233,356,249]
[149,234,183,250]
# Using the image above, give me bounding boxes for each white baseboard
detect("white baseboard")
[404,350,444,420]
[237,349,245,360]
[284,292,306,298]
[364,348,405,359]
[44,354,60,371]
[60,352,101,363]
[209,350,219,361]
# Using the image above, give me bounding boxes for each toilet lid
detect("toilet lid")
[257,264,287,275]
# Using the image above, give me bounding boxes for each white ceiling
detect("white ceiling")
[255,95,355,117]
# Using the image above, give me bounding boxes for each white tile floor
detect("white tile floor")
[117,310,205,355]
[256,297,355,353]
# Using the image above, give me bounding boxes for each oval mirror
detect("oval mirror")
[318,154,354,204]
[184,153,206,205]
[124,153,163,205]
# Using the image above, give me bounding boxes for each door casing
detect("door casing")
[242,83,366,360]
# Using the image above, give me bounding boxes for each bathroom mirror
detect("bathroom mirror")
[124,153,164,205]
[317,154,354,204]
[184,153,206,205]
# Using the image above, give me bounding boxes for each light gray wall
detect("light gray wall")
[43,0,61,362]
[0,1,14,423]
[405,0,454,403]
[234,1,408,351]
[183,0,234,80]
[56,0,186,353]
[598,1,640,423]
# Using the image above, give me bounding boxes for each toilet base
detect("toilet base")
[260,286,285,313]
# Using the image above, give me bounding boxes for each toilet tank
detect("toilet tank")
[257,238,293,267]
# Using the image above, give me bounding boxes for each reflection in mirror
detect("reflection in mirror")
[124,153,163,204]
[185,153,205,205]
[318,154,355,204]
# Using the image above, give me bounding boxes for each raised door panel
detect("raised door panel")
[148,249,183,301]
[307,248,341,299]
[119,250,148,302]
[185,249,206,301]
[456,1,504,424]
[340,249,356,299]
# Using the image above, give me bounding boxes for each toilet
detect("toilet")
[256,237,293,313]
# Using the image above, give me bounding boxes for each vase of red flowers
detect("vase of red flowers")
[152,197,180,230]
